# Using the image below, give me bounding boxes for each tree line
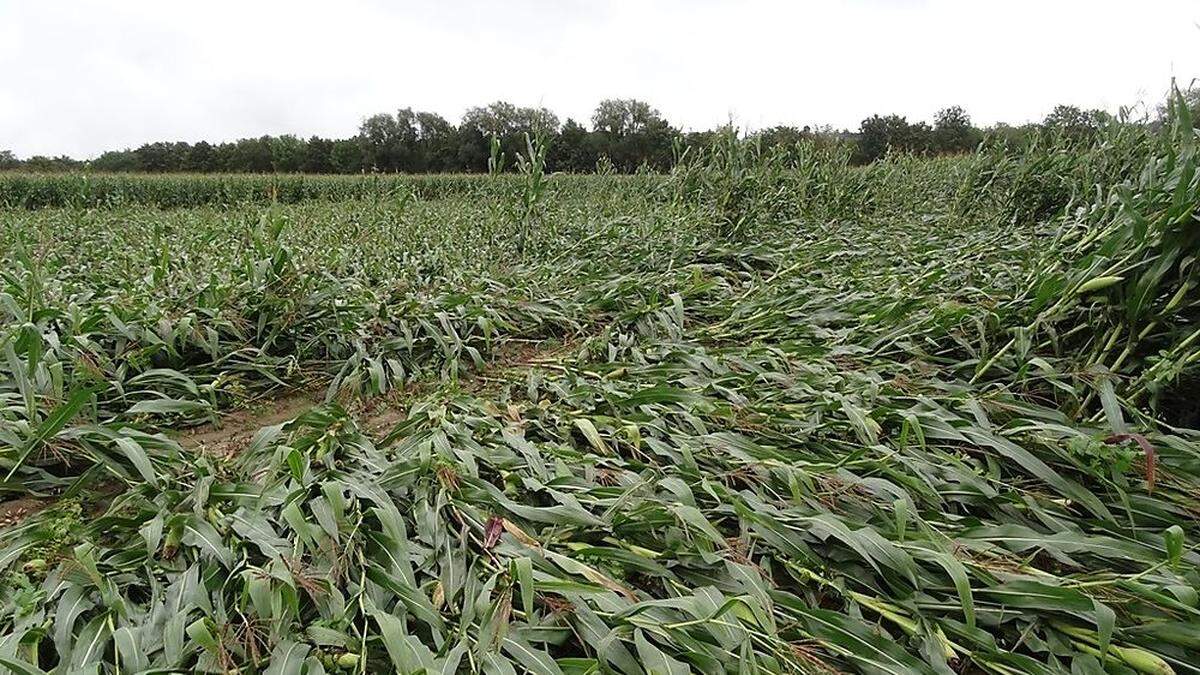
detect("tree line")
[3,94,1195,174]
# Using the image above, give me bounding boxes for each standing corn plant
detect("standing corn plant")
[503,132,550,257]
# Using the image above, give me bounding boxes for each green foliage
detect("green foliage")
[855,113,933,163]
[0,172,505,208]
[1043,104,1109,144]
[1,95,1199,674]
[0,97,1079,176]
[0,151,21,171]
[932,105,982,154]
[668,127,800,240]
[511,133,550,255]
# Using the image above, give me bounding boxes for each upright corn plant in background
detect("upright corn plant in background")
[666,127,875,241]
[667,127,790,241]
[512,133,550,257]
[487,135,506,177]
[487,132,550,258]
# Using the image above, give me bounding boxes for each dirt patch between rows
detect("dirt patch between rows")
[1,336,583,530]
[177,391,324,456]
[0,497,48,529]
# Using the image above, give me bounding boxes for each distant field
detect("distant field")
[1,119,1198,674]
[0,171,508,209]
[0,171,665,209]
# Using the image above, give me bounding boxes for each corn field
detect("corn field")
[0,101,1198,675]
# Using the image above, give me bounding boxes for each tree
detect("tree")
[330,138,364,173]
[359,113,406,172]
[211,142,237,172]
[985,122,1038,151]
[589,99,676,171]
[187,141,217,172]
[855,114,931,164]
[462,101,560,168]
[270,135,306,172]
[756,125,809,148]
[2,98,1109,175]
[414,112,455,172]
[1042,105,1104,143]
[521,107,560,139]
[302,136,334,173]
[547,118,595,173]
[21,155,80,172]
[591,99,661,136]
[134,141,190,172]
[462,101,521,138]
[224,137,273,172]
[92,149,141,172]
[452,125,489,172]
[932,106,980,154]
[463,101,558,138]
[359,109,465,172]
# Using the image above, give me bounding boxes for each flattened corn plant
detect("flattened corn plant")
[0,99,1198,674]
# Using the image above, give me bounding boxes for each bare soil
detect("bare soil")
[1,335,580,530]
[0,497,48,529]
[177,391,323,457]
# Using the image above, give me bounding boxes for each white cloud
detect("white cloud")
[2,0,1197,158]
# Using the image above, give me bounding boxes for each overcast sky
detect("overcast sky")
[2,0,1198,159]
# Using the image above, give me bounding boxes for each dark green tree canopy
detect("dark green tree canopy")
[932,106,982,154]
[1042,104,1107,143]
[5,93,1182,174]
[856,114,931,163]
